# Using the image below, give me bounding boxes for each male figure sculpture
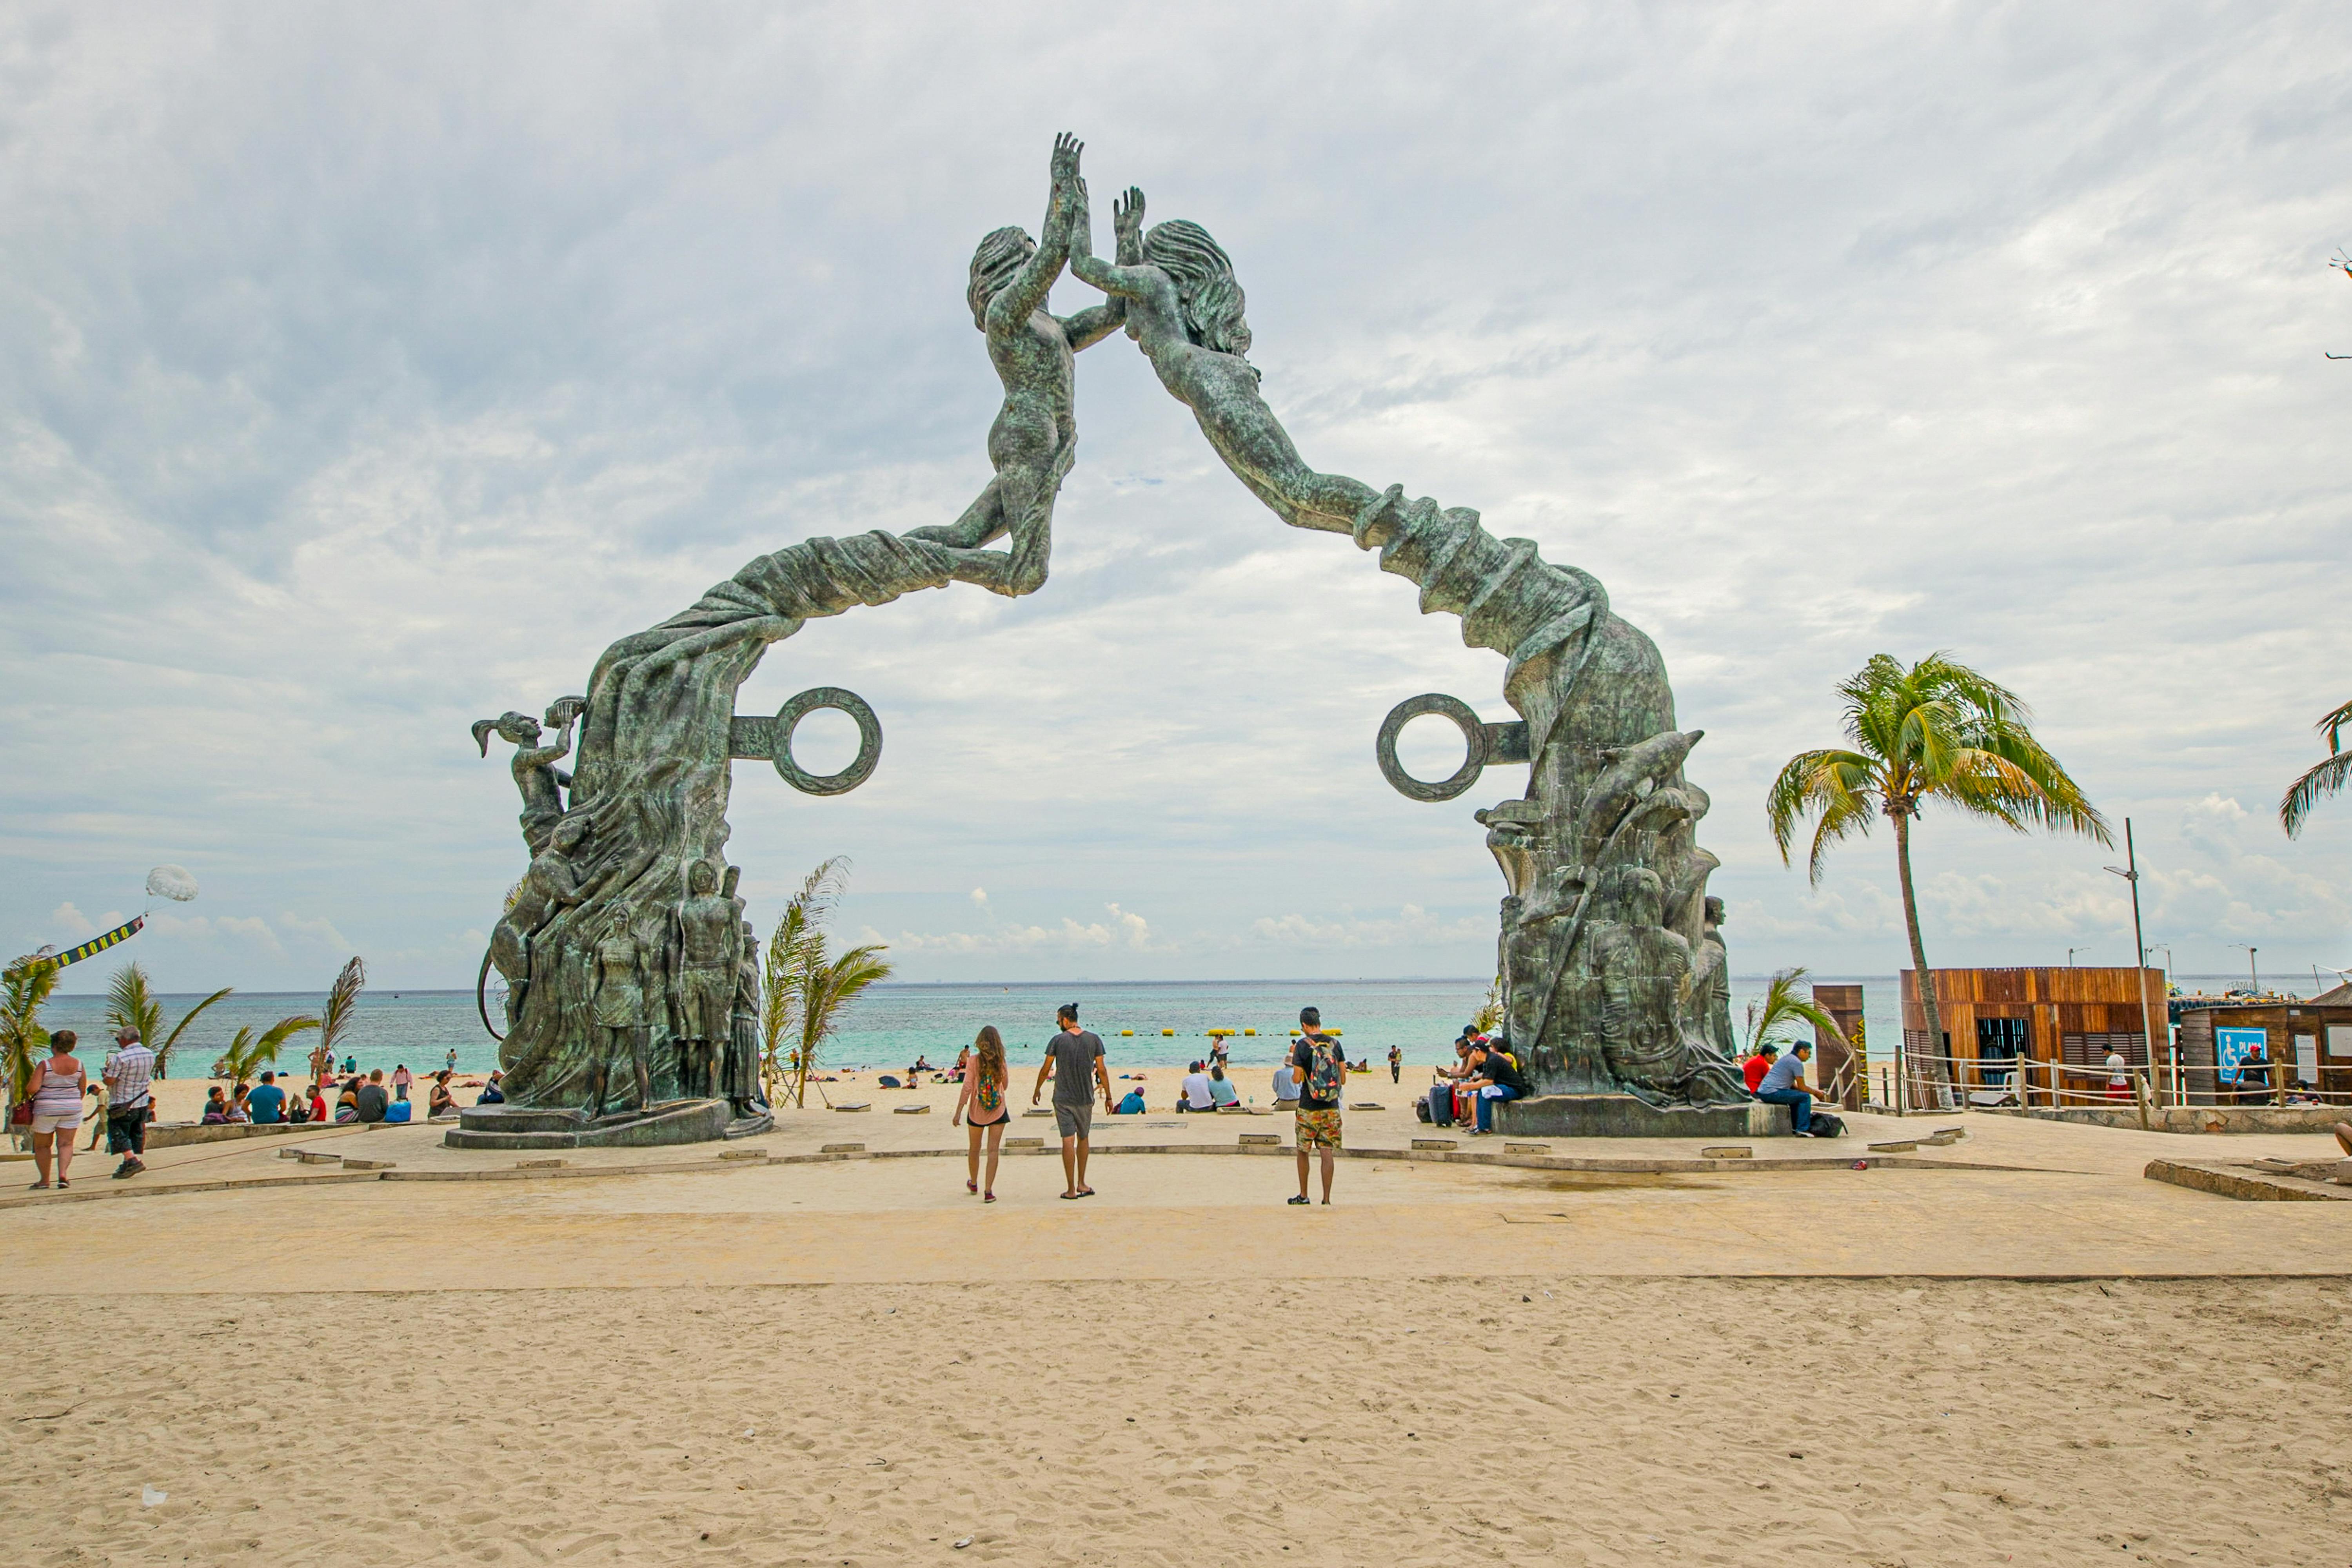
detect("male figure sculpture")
[672,860,740,1101]
[472,698,585,855]
[905,133,1141,595]
[586,909,653,1119]
[726,920,768,1119]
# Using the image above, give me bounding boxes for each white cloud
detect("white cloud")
[872,903,1158,956]
[4,5,2350,988]
[1248,904,1489,951]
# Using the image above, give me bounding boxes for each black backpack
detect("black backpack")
[1809,1111,1845,1139]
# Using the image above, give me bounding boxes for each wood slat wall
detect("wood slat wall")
[1898,967,2168,1102]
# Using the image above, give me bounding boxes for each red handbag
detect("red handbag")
[8,1100,31,1128]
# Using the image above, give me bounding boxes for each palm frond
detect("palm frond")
[2281,746,2352,838]
[317,957,367,1055]
[104,963,163,1050]
[2316,698,2352,755]
[1766,748,1882,884]
[1742,966,1849,1053]
[220,1014,321,1086]
[2,958,61,1104]
[160,986,235,1068]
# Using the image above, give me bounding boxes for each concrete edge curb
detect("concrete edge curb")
[0,1142,2045,1209]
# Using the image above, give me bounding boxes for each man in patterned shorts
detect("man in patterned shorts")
[1289,1006,1348,1206]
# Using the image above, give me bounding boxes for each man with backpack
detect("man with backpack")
[1289,1006,1347,1206]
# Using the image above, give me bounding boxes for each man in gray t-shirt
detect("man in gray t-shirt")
[1031,1003,1111,1199]
[1753,1041,1819,1135]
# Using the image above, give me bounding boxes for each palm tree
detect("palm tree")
[3,954,61,1115]
[1767,653,2109,1106]
[760,858,894,1109]
[315,958,366,1076]
[1742,966,1851,1098]
[2278,699,2352,838]
[104,962,234,1080]
[220,1016,322,1089]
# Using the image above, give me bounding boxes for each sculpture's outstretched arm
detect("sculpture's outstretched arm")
[985,133,1078,336]
[1057,184,1143,350]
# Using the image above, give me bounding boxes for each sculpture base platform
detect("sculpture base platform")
[1493,1094,1791,1140]
[445,1098,732,1151]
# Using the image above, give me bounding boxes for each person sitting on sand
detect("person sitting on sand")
[428,1071,458,1119]
[334,1078,361,1123]
[1207,1063,1240,1109]
[477,1070,506,1105]
[286,1084,312,1124]
[1271,1062,1300,1105]
[1179,1062,1214,1112]
[1114,1087,1146,1114]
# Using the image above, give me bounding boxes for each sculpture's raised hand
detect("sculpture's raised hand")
[1051,131,1082,191]
[1113,186,1144,258]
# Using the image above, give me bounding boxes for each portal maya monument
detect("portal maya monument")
[457,135,1759,1150]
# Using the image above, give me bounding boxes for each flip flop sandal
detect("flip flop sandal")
[1077,1187,1095,1197]
[1060,1192,1082,1200]
[55,1179,68,1189]
[27,1181,49,1190]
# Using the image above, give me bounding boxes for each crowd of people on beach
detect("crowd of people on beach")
[15,1020,518,1189]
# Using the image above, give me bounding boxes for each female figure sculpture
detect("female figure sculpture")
[1066,186,1376,534]
[472,699,585,854]
[585,910,653,1119]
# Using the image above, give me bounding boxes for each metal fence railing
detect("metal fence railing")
[1863,1044,2352,1117]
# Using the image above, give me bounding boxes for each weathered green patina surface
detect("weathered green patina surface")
[469,138,1745,1138]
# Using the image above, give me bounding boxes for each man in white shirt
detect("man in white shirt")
[102,1027,156,1179]
[1179,1062,1215,1112]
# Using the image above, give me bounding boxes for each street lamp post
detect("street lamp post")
[2104,819,2160,1124]
[2233,944,2260,994]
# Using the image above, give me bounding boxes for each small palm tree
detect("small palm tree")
[1768,653,2109,1104]
[1470,974,1504,1037]
[220,1016,322,1089]
[761,858,893,1109]
[1743,966,1851,1096]
[104,962,234,1080]
[3,955,62,1113]
[2278,699,2352,838]
[316,957,366,1072]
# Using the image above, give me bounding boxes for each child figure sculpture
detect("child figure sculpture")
[906,133,1141,595]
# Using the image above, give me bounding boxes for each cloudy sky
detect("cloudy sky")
[4,3,2349,995]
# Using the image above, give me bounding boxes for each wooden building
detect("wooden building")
[2173,999,2352,1104]
[1898,967,2167,1107]
[1810,983,1867,1111]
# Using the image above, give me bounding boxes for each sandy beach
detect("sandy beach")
[3,1099,2348,1566]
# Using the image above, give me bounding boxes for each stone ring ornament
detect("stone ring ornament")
[1375,693,1531,803]
[770,686,883,796]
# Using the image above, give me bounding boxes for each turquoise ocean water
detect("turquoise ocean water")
[44,975,2292,1082]
[40,976,1920,1079]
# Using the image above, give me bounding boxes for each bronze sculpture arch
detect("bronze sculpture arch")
[459,136,1747,1147]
